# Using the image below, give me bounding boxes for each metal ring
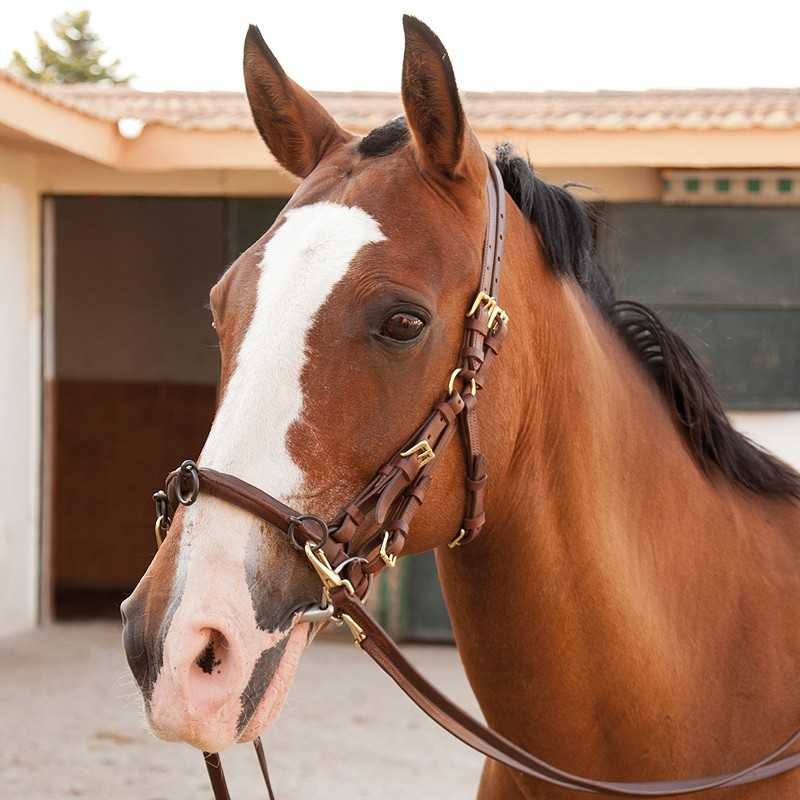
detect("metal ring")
[360,573,374,604]
[176,460,200,506]
[447,367,463,395]
[296,604,335,624]
[153,490,168,520]
[337,554,374,602]
[447,367,477,397]
[154,516,165,549]
[333,555,369,575]
[287,514,329,552]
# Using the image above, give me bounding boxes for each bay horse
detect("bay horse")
[121,16,800,798]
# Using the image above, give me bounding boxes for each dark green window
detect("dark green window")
[746,178,762,193]
[778,178,793,194]
[225,197,289,264]
[685,178,700,193]
[600,203,800,409]
[715,178,731,193]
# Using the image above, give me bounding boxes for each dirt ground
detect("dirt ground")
[1,623,483,799]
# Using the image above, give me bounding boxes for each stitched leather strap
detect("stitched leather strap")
[455,159,506,546]
[332,590,800,796]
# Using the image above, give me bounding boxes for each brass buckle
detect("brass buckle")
[340,613,366,648]
[466,291,508,332]
[304,543,356,596]
[448,528,468,549]
[379,531,397,568]
[400,440,435,467]
[466,291,496,318]
[488,304,509,331]
[303,546,367,647]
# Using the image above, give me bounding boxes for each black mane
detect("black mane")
[358,117,410,157]
[494,143,616,314]
[493,144,800,501]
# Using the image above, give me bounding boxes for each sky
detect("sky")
[1,1,799,94]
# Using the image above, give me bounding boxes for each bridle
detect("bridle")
[150,155,800,798]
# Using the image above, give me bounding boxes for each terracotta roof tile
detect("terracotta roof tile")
[4,71,800,133]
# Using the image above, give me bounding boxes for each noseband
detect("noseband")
[151,156,800,798]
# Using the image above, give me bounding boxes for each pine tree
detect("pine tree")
[9,10,132,85]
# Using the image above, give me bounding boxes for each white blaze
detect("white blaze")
[149,202,386,742]
[201,200,386,493]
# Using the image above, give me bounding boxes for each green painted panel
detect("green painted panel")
[225,198,288,264]
[601,204,800,306]
[397,205,800,638]
[373,551,454,642]
[656,308,800,409]
[404,551,453,641]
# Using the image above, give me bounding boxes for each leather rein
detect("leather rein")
[151,156,800,797]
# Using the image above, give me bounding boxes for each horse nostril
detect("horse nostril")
[194,629,228,676]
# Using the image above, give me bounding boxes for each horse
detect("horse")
[121,16,800,799]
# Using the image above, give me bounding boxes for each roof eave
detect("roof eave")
[0,75,120,165]
[3,72,800,170]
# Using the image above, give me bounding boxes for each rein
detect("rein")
[151,156,800,797]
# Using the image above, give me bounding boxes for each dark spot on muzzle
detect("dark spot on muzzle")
[236,637,290,736]
[121,518,190,702]
[122,597,149,694]
[245,526,320,632]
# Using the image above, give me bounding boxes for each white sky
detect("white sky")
[2,1,799,93]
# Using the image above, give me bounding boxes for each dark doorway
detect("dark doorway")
[46,195,286,619]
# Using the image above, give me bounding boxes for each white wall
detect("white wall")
[0,146,40,636]
[730,411,800,473]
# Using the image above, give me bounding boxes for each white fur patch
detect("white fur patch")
[201,200,386,493]
[147,202,386,748]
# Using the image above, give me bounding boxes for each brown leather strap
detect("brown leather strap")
[332,590,800,796]
[204,752,232,800]
[254,738,277,800]
[454,159,507,546]
[204,740,275,800]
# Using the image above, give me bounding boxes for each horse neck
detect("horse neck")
[435,219,798,767]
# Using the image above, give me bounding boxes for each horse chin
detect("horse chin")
[147,622,311,753]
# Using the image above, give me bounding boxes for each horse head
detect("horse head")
[121,16,525,752]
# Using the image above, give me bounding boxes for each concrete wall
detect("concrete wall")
[730,412,800,472]
[0,144,40,636]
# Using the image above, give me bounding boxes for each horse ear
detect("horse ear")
[401,16,480,180]
[243,25,352,178]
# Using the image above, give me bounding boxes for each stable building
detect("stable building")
[1,72,798,638]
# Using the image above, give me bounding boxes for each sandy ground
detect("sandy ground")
[1,623,483,799]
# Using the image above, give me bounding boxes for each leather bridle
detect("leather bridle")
[150,156,800,798]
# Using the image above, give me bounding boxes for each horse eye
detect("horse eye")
[380,312,425,342]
